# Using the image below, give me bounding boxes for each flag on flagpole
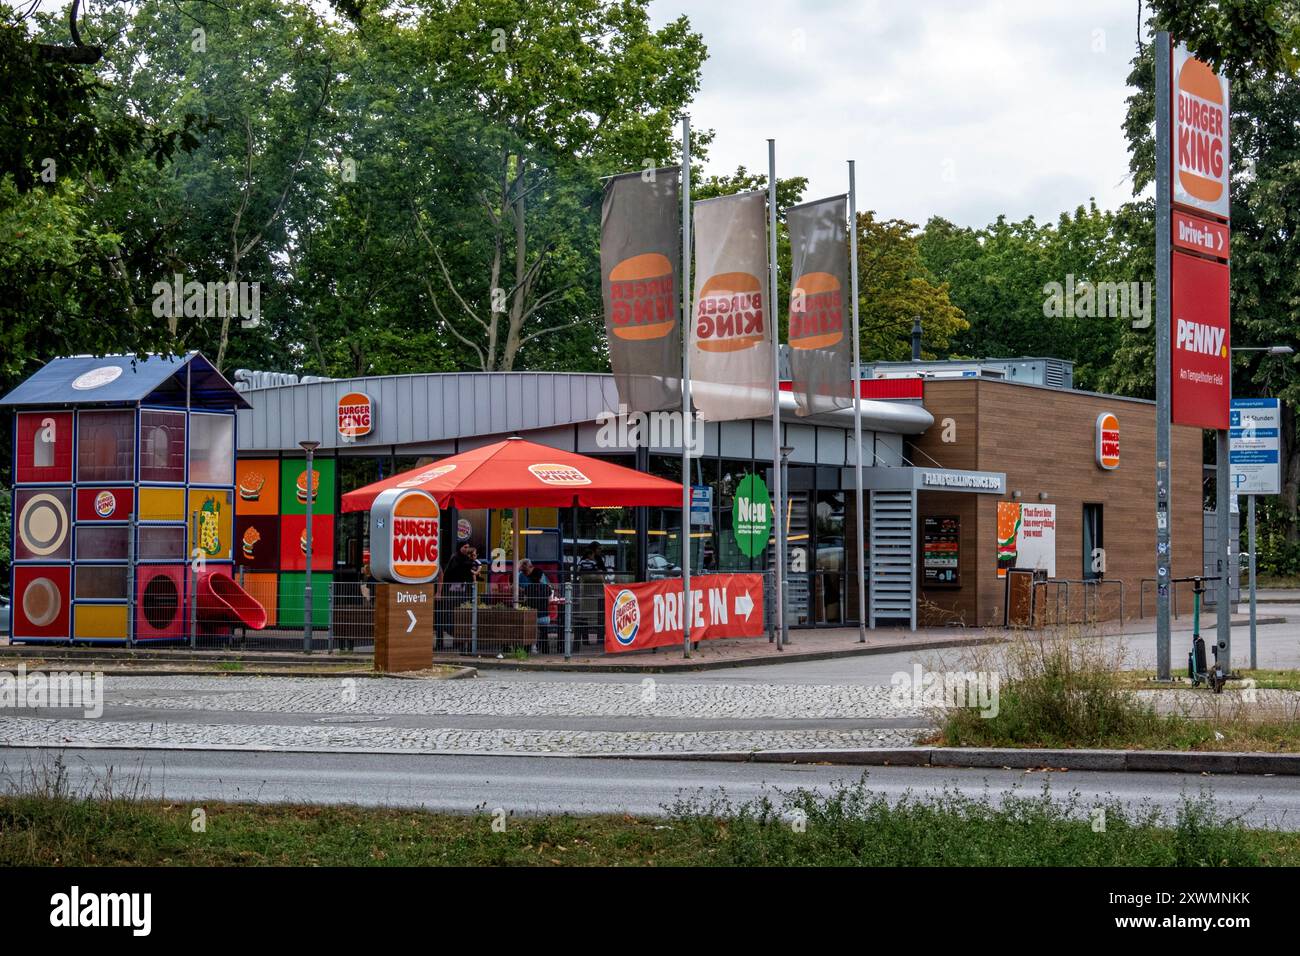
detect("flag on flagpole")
[600,168,683,413]
[787,195,852,416]
[689,190,774,422]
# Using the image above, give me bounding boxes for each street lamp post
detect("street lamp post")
[299,439,321,654]
[779,445,794,647]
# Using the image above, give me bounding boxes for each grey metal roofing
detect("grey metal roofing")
[0,351,250,410]
[235,371,933,452]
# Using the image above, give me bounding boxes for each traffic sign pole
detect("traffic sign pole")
[1154,32,1173,680]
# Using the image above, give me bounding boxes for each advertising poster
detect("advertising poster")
[997,502,1056,578]
[605,573,764,653]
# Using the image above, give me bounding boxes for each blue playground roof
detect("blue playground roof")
[0,352,250,410]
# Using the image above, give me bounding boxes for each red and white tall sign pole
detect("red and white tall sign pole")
[1156,33,1233,678]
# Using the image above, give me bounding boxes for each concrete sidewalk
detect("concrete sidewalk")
[433,607,1288,672]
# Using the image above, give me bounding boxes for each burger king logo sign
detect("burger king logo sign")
[369,488,440,584]
[337,391,374,440]
[610,589,640,647]
[695,272,766,352]
[528,463,591,486]
[1173,45,1230,219]
[608,253,675,340]
[397,463,456,488]
[1095,413,1120,470]
[789,272,844,350]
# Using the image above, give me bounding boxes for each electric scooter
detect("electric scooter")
[1186,576,1228,693]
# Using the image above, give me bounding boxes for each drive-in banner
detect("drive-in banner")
[787,194,852,416]
[690,191,774,421]
[604,573,765,653]
[600,168,683,413]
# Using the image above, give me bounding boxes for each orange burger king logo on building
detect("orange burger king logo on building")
[789,272,844,350]
[337,391,373,439]
[1175,51,1229,209]
[695,272,766,352]
[609,253,675,340]
[528,463,591,486]
[1096,413,1120,470]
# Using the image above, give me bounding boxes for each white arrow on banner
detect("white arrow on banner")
[406,609,417,633]
[734,591,754,621]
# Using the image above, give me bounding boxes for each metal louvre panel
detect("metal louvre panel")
[869,489,916,630]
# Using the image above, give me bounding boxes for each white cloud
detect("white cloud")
[651,0,1148,227]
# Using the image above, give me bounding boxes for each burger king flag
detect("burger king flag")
[600,167,683,413]
[786,195,852,416]
[690,190,774,422]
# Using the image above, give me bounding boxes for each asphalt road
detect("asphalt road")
[4,747,1298,829]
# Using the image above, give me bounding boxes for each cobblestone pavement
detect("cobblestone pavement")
[0,716,921,755]
[105,675,925,720]
[0,675,932,755]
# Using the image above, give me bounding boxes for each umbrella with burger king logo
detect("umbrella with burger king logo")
[342,437,682,605]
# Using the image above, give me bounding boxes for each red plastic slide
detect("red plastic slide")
[196,570,268,630]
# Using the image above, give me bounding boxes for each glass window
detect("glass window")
[138,526,187,561]
[139,410,186,483]
[33,430,54,468]
[77,410,135,483]
[76,565,130,600]
[188,413,235,485]
[1083,504,1104,580]
[75,525,131,561]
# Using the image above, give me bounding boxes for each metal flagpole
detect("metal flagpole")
[1154,32,1173,680]
[848,160,867,642]
[681,115,693,659]
[768,139,786,651]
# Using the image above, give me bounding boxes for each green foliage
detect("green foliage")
[856,212,967,361]
[3,784,1294,866]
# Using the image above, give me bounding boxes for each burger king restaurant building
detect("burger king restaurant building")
[227,359,1203,635]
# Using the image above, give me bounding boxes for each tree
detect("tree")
[855,212,966,361]
[405,0,707,371]
[1118,2,1300,545]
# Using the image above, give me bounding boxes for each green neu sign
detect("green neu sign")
[732,473,772,558]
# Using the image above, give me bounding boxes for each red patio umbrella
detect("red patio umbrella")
[341,437,682,512]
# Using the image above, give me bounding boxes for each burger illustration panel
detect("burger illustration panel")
[234,515,279,570]
[235,459,280,516]
[278,513,335,572]
[280,458,334,516]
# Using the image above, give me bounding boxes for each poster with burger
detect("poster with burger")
[690,190,774,422]
[235,459,279,516]
[278,512,334,571]
[234,516,279,570]
[280,458,335,516]
[786,194,852,417]
[599,167,682,414]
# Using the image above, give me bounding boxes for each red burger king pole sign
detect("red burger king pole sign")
[1173,46,1230,219]
[369,488,440,584]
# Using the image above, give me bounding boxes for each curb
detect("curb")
[428,633,1007,673]
[0,663,477,680]
[637,746,1300,775]
[2,740,1293,775]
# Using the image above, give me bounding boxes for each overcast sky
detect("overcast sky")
[649,0,1152,228]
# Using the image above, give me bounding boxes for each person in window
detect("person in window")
[438,544,480,649]
[517,559,555,652]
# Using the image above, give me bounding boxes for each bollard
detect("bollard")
[564,580,573,661]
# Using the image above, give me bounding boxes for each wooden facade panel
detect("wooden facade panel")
[913,379,1203,625]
